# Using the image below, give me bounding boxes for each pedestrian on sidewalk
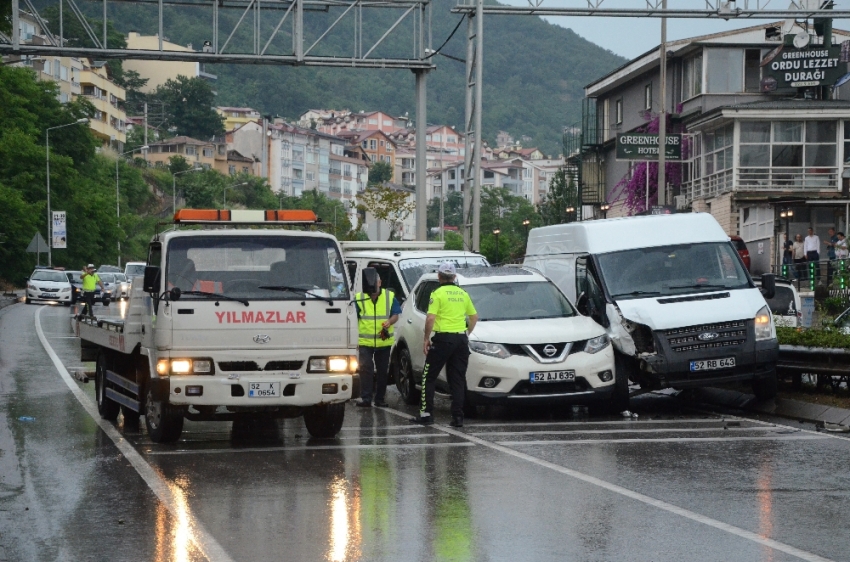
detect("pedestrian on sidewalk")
[793,234,806,280]
[354,272,401,408]
[804,228,821,283]
[411,262,478,428]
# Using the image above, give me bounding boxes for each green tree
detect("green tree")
[0,0,11,35]
[357,184,416,241]
[537,168,579,226]
[426,191,464,235]
[279,190,353,241]
[367,161,393,186]
[154,76,225,140]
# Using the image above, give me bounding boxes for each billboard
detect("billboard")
[762,44,843,91]
[52,211,67,249]
[616,133,681,161]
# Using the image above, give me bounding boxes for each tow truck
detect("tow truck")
[76,209,358,442]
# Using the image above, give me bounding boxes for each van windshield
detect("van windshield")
[597,242,750,300]
[166,235,348,300]
[465,281,575,321]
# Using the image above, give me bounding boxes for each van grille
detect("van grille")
[663,320,747,353]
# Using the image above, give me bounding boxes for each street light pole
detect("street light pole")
[46,118,88,267]
[565,206,575,223]
[172,167,202,215]
[116,145,148,267]
[493,228,501,263]
[223,181,248,208]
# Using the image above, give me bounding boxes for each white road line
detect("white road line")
[470,426,778,437]
[688,406,850,443]
[464,418,729,428]
[381,406,836,562]
[145,442,474,455]
[338,424,429,431]
[35,307,234,562]
[339,433,450,440]
[496,435,826,446]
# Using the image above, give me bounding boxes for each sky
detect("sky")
[497,0,850,59]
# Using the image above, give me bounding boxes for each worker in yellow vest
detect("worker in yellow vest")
[80,264,105,317]
[355,275,401,408]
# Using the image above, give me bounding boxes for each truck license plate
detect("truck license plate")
[529,370,575,383]
[248,382,280,397]
[690,357,735,372]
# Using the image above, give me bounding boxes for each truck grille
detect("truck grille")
[663,320,747,353]
[218,360,304,372]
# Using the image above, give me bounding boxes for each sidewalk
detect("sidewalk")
[687,387,850,427]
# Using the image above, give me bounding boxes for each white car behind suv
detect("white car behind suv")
[26,268,73,306]
[391,266,622,414]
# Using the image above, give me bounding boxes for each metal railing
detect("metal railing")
[738,167,838,191]
[771,258,850,292]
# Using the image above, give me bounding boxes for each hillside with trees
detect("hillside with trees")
[34,0,625,156]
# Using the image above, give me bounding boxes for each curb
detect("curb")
[688,387,850,428]
[0,293,19,312]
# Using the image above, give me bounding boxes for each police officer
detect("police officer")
[80,264,105,317]
[355,274,401,408]
[411,262,478,427]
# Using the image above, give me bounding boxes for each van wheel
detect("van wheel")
[304,403,345,438]
[752,372,778,401]
[95,353,120,421]
[395,347,419,405]
[144,388,184,443]
[610,353,631,413]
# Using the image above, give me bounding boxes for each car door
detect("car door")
[404,280,440,374]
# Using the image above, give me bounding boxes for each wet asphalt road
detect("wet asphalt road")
[2,302,850,562]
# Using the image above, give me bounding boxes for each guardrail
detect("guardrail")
[778,344,850,392]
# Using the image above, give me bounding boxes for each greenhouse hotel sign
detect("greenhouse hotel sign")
[762,45,843,90]
[616,133,681,161]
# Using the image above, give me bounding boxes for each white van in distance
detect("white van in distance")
[524,213,779,400]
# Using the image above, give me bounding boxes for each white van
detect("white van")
[342,241,488,302]
[524,213,779,400]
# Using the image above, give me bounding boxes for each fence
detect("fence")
[771,258,849,292]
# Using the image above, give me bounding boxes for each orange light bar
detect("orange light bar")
[265,210,318,222]
[173,209,318,223]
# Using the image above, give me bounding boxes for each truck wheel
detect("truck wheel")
[121,405,140,428]
[303,403,345,438]
[395,347,419,405]
[144,389,184,443]
[95,353,120,421]
[752,372,778,401]
[610,353,631,413]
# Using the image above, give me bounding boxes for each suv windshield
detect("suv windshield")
[597,242,750,300]
[465,281,575,321]
[31,271,67,282]
[166,235,348,300]
[399,256,488,289]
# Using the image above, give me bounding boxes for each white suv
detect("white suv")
[390,266,622,414]
[762,277,801,328]
[25,268,73,306]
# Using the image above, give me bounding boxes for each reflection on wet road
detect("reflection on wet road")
[1,302,849,562]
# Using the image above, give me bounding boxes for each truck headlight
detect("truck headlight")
[308,356,358,373]
[469,341,511,359]
[156,358,215,376]
[583,335,610,354]
[755,305,775,341]
[171,359,192,374]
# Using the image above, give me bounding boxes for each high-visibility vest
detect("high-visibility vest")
[356,289,394,348]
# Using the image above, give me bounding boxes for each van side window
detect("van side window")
[576,255,607,326]
[346,260,357,291]
[367,261,406,302]
[414,281,439,312]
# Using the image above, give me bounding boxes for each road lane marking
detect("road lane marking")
[35,307,234,562]
[470,426,778,437]
[339,424,430,431]
[464,418,730,427]
[381,406,837,562]
[145,442,474,455]
[688,406,850,443]
[496,435,826,446]
[339,433,450,440]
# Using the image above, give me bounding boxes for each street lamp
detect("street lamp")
[172,167,202,214]
[115,145,149,267]
[565,206,575,223]
[223,181,249,208]
[493,228,501,263]
[522,218,530,237]
[780,207,794,277]
[600,203,611,219]
[46,118,88,267]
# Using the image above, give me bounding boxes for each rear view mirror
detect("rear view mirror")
[760,273,775,300]
[362,267,379,295]
[142,266,161,294]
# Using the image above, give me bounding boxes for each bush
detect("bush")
[776,326,850,350]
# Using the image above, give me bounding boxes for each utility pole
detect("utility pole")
[657,0,667,206]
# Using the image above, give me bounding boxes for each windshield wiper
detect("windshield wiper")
[612,290,662,298]
[180,290,249,306]
[666,283,731,291]
[259,285,334,305]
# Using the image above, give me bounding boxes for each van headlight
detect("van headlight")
[755,305,775,341]
[583,335,610,354]
[469,341,511,359]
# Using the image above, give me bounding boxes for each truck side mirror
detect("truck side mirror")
[760,273,775,300]
[575,292,589,316]
[362,267,379,295]
[142,266,161,294]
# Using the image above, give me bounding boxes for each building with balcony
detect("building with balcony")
[146,136,218,169]
[583,22,850,274]
[336,129,397,181]
[216,107,262,133]
[79,61,126,149]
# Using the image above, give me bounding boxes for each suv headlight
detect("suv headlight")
[755,305,775,341]
[469,341,511,359]
[583,335,610,354]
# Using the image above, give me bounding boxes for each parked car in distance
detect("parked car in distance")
[730,235,751,271]
[26,268,73,306]
[391,266,622,414]
[98,264,122,273]
[112,272,131,300]
[760,277,801,328]
[124,261,146,279]
[98,272,120,302]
